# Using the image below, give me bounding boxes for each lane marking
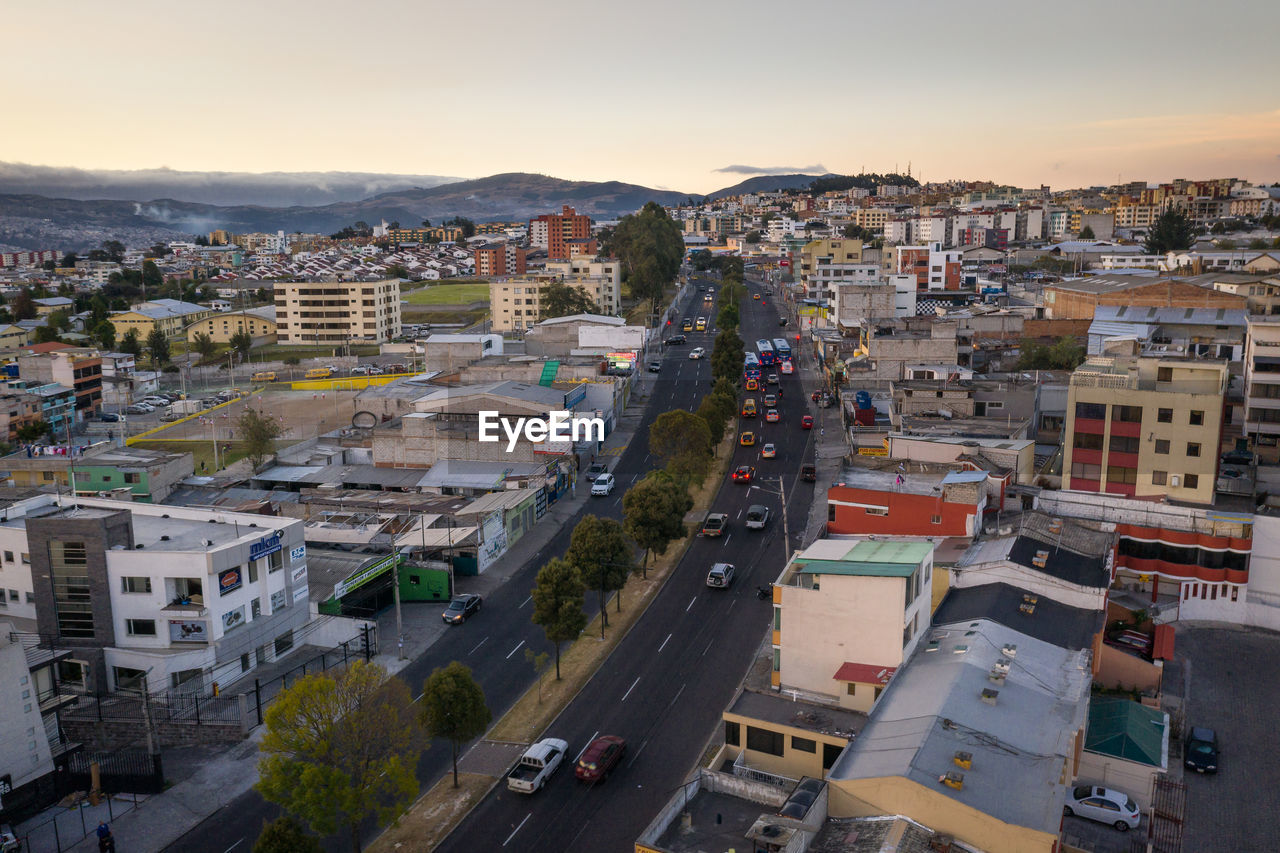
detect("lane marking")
[224,841,244,853]
[659,632,672,652]
[723,533,732,547]
[686,596,696,612]
[503,814,532,847]
[519,596,531,608]
[505,639,525,659]
[668,682,686,708]
[627,738,648,768]
[701,638,714,657]
[575,731,599,762]
[469,637,489,655]
[621,676,640,702]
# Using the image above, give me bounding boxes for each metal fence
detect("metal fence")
[12,792,145,853]
[62,688,243,726]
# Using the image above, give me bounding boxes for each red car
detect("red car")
[576,735,626,783]
[801,415,814,430]
[732,465,756,483]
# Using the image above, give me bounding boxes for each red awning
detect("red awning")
[833,661,897,685]
[1152,624,1176,661]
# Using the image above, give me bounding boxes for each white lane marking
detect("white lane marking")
[659,632,672,652]
[503,814,532,847]
[506,639,525,659]
[736,508,742,519]
[575,731,599,762]
[519,596,531,608]
[728,599,736,612]
[668,682,686,708]
[224,841,244,853]
[701,638,714,657]
[723,533,732,547]
[621,676,640,702]
[686,596,696,612]
[469,637,489,655]
[627,738,649,768]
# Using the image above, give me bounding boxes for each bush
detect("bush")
[162,365,180,373]
[283,356,300,365]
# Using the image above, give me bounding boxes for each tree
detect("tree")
[565,515,632,633]
[842,224,868,240]
[256,660,423,853]
[1144,207,1195,256]
[61,251,78,268]
[743,230,761,244]
[530,557,587,680]
[238,407,285,469]
[523,648,551,703]
[192,331,217,360]
[32,326,61,344]
[47,309,71,332]
[1218,239,1237,250]
[101,240,126,263]
[419,661,491,789]
[385,263,409,280]
[540,281,598,320]
[141,260,163,292]
[445,217,477,239]
[420,219,431,228]
[146,324,170,368]
[230,328,254,360]
[94,319,116,350]
[695,393,730,445]
[623,471,691,578]
[1248,238,1269,250]
[716,300,739,331]
[1078,225,1096,240]
[10,288,36,321]
[710,328,745,384]
[609,202,685,316]
[16,421,51,442]
[648,409,712,486]
[119,327,143,358]
[252,817,323,853]
[1017,335,1085,371]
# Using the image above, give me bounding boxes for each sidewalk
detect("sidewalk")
[795,351,846,548]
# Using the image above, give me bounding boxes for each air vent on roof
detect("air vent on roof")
[1032,550,1049,568]
[953,644,969,654]
[1002,643,1018,657]
[161,514,170,519]
[988,668,1006,686]
[135,543,144,549]
[1048,518,1062,534]
[942,718,957,730]
[925,640,940,653]
[160,535,169,541]
[249,523,257,528]
[940,771,964,790]
[993,658,1012,675]
[1020,600,1036,615]
[980,688,999,706]
[208,519,217,523]
[953,751,973,770]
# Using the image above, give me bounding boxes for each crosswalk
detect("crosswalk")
[598,446,625,457]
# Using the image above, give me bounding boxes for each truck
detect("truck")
[507,738,569,793]
[745,505,770,530]
[701,513,728,537]
[171,399,204,416]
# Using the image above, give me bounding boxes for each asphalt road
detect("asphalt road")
[434,277,818,853]
[163,274,742,853]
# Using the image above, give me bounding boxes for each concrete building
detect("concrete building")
[797,238,868,301]
[273,279,401,345]
[16,347,102,420]
[530,205,592,260]
[184,307,278,346]
[1086,305,1246,364]
[1043,274,1245,320]
[826,466,989,539]
[1063,356,1228,504]
[522,314,645,358]
[0,627,56,815]
[110,299,215,341]
[473,241,527,277]
[489,263,622,333]
[2,442,194,502]
[1245,316,1280,446]
[772,539,935,713]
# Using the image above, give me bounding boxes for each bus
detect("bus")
[756,339,777,366]
[744,352,760,370]
[772,338,792,363]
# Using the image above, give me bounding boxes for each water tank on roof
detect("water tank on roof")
[855,390,872,410]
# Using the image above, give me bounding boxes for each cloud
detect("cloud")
[714,164,827,176]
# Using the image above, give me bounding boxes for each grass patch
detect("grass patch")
[403,282,490,305]
[487,430,736,744]
[368,772,495,853]
[402,308,487,327]
[131,439,255,474]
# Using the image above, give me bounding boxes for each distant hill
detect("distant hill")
[704,173,834,200]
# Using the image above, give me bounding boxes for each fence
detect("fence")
[247,630,377,727]
[63,689,243,727]
[12,792,146,853]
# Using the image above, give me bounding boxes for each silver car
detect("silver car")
[706,563,736,589]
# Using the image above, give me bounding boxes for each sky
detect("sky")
[5,0,1279,195]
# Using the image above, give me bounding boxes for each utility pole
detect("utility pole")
[392,549,405,660]
[778,476,791,558]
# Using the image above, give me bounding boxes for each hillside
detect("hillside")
[704,173,834,200]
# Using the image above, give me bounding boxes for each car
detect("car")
[125,404,152,415]
[585,462,608,482]
[682,320,693,331]
[753,293,761,300]
[780,361,794,375]
[763,394,777,406]
[778,316,787,326]
[739,432,755,446]
[801,464,816,482]
[745,505,770,530]
[1222,449,1254,465]
[350,365,373,375]
[591,473,616,496]
[98,412,121,423]
[664,334,687,346]
[767,374,779,385]
[732,465,755,482]
[745,378,759,391]
[706,562,736,588]
[801,415,814,429]
[1063,785,1140,831]
[385,363,407,374]
[765,409,780,423]
[442,594,482,624]
[141,396,169,406]
[647,361,662,373]
[575,734,626,783]
[1184,726,1219,773]
[701,513,728,537]
[689,347,705,359]
[761,443,776,458]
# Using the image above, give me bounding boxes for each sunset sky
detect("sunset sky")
[6,0,1278,194]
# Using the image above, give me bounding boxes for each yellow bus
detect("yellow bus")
[305,367,333,379]
[251,371,277,382]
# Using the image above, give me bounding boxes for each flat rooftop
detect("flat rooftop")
[729,689,865,740]
[833,464,965,498]
[810,816,984,853]
[654,789,766,853]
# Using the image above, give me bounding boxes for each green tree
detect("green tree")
[142,260,163,291]
[419,661,491,789]
[695,394,728,445]
[1144,207,1195,255]
[46,309,71,332]
[94,320,117,350]
[609,202,685,316]
[119,327,143,358]
[565,515,632,632]
[1017,335,1085,371]
[61,251,78,268]
[523,647,551,703]
[530,557,587,680]
[842,224,868,240]
[192,331,217,361]
[622,470,691,578]
[648,409,712,486]
[101,240,126,263]
[230,328,254,360]
[385,263,410,279]
[16,421,51,442]
[10,288,36,321]
[1218,239,1236,250]
[89,294,110,324]
[252,817,323,853]
[1078,224,1096,240]
[716,300,739,331]
[1248,238,1269,250]
[743,230,761,244]
[146,324,170,368]
[256,660,423,853]
[238,407,284,469]
[540,281,598,319]
[445,217,477,239]
[710,328,745,384]
[32,326,61,344]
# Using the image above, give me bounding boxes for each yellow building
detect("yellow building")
[718,688,860,782]
[0,324,33,349]
[110,299,215,341]
[851,207,890,232]
[489,264,622,333]
[273,279,401,345]
[185,308,278,345]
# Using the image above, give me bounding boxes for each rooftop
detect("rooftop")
[809,816,984,853]
[832,463,985,498]
[1084,696,1169,769]
[792,539,934,579]
[932,583,1103,651]
[729,689,865,739]
[957,512,1112,589]
[653,788,769,853]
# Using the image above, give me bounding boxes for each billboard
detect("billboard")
[168,620,209,643]
[580,325,645,351]
[218,567,242,596]
[249,532,282,561]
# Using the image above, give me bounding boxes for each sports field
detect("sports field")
[403,281,489,305]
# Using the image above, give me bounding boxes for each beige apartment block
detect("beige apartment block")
[273,279,401,345]
[490,263,621,333]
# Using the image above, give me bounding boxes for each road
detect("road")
[434,277,818,852]
[163,274,745,853]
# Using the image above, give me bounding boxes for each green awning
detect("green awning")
[1084,696,1167,767]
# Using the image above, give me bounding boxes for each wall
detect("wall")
[0,635,54,793]
[826,486,979,538]
[1092,635,1163,693]
[1246,512,1280,631]
[1076,750,1161,811]
[952,561,1106,611]
[723,707,851,781]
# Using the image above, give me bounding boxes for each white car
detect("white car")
[1063,785,1140,832]
[689,347,705,359]
[590,473,615,496]
[780,361,794,374]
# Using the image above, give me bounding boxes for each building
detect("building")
[17,348,102,419]
[473,241,527,277]
[772,539,935,713]
[826,466,988,539]
[489,263,622,333]
[2,442,194,502]
[0,392,43,442]
[109,299,215,341]
[32,297,75,317]
[530,205,592,260]
[1062,355,1228,504]
[9,496,310,695]
[184,307,278,346]
[797,238,867,301]
[1043,274,1245,320]
[384,225,463,244]
[273,279,402,345]
[1245,316,1280,446]
[7,383,75,437]
[1087,304,1247,364]
[0,627,57,816]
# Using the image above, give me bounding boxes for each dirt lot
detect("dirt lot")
[135,386,366,444]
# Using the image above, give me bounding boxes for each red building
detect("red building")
[474,241,527,276]
[826,468,988,538]
[532,205,592,260]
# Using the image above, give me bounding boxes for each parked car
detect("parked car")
[1063,785,1140,831]
[706,562,736,588]
[801,415,814,429]
[98,412,120,423]
[761,443,776,458]
[689,347,705,359]
[585,462,608,482]
[1222,449,1254,465]
[575,734,626,783]
[507,738,569,794]
[125,404,152,415]
[701,513,728,537]
[732,465,755,483]
[647,361,662,373]
[442,594,482,624]
[801,464,816,482]
[591,473,616,496]
[385,363,407,374]
[1184,726,1219,773]
[745,505,770,530]
[778,316,787,326]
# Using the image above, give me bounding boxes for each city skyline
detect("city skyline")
[5,0,1278,195]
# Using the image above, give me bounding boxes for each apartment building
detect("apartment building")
[1063,356,1228,504]
[882,243,961,291]
[184,307,278,345]
[17,347,102,418]
[383,225,464,244]
[110,299,215,341]
[473,241,527,276]
[489,262,621,333]
[1245,317,1280,446]
[530,205,592,260]
[772,539,934,713]
[2,442,194,502]
[273,279,402,344]
[797,238,869,301]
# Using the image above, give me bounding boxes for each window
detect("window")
[3,551,11,562]
[1113,405,1143,423]
[274,630,294,656]
[772,648,780,673]
[791,736,817,754]
[171,669,202,688]
[773,608,781,631]
[121,576,151,594]
[864,506,888,516]
[827,504,836,522]
[1153,470,1168,485]
[1188,409,1205,426]
[931,515,942,524]
[7,589,16,601]
[746,726,785,756]
[846,683,857,696]
[268,550,283,573]
[50,540,93,638]
[250,598,261,619]
[1107,466,1137,485]
[1075,402,1106,420]
[1155,439,1170,454]
[823,743,843,770]
[1184,473,1199,489]
[123,473,140,484]
[1070,462,1101,480]
[247,562,258,583]
[1158,366,1173,382]
[1108,435,1140,453]
[1187,442,1201,458]
[113,666,147,693]
[1158,408,1173,423]
[725,721,740,746]
[1073,432,1104,450]
[126,619,156,636]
